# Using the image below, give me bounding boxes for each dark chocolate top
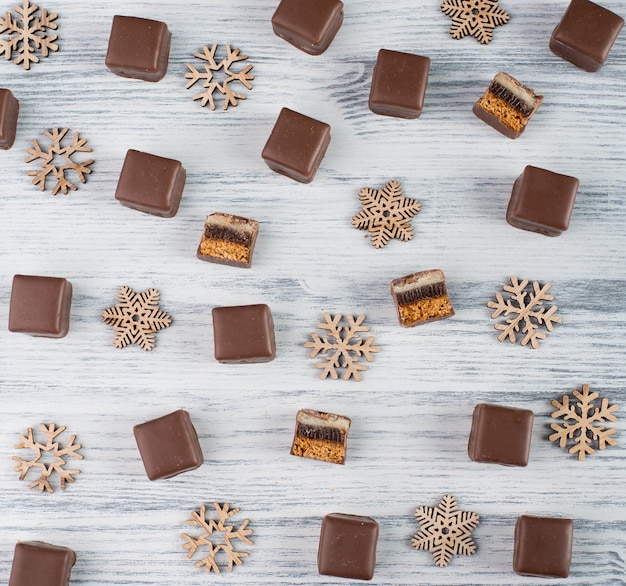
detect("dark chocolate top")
[271,0,343,49]
[296,422,344,444]
[0,88,19,149]
[487,80,535,117]
[394,280,447,307]
[9,541,76,586]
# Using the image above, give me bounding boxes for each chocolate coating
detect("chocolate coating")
[261,108,331,183]
[318,513,378,580]
[369,49,430,119]
[514,515,573,578]
[9,541,76,586]
[8,275,72,338]
[115,149,186,218]
[468,404,534,467]
[272,0,344,55]
[0,88,19,150]
[134,409,203,480]
[105,15,171,82]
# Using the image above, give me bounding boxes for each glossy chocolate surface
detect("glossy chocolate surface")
[106,15,171,82]
[134,409,203,480]
[514,515,573,578]
[507,165,579,236]
[9,275,72,338]
[271,0,344,55]
[212,303,276,363]
[468,404,534,466]
[369,49,430,119]
[318,513,378,580]
[0,88,19,150]
[115,149,186,218]
[261,108,331,183]
[9,541,76,586]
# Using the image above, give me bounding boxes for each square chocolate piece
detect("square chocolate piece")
[514,515,574,578]
[507,165,579,236]
[8,275,72,338]
[212,304,276,363]
[550,0,624,72]
[134,409,203,480]
[197,213,259,268]
[115,149,186,218]
[290,409,351,464]
[0,88,19,150]
[9,541,76,586]
[468,404,534,467]
[105,15,171,82]
[261,108,331,184]
[271,0,344,55]
[318,513,379,580]
[369,49,430,119]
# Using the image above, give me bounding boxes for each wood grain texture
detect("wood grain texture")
[1,0,625,584]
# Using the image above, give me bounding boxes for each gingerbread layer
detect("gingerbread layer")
[398,295,454,326]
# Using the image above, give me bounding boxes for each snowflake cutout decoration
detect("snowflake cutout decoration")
[0,0,58,69]
[304,313,380,381]
[412,494,480,567]
[550,384,618,461]
[101,286,172,351]
[13,423,83,493]
[487,277,561,349]
[352,179,421,249]
[441,0,510,45]
[25,128,93,195]
[185,44,254,110]
[182,503,253,574]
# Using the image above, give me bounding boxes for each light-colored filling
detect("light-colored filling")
[199,238,250,264]
[205,212,256,237]
[392,270,444,295]
[291,437,345,464]
[399,295,454,325]
[494,72,535,105]
[477,93,526,133]
[297,410,350,433]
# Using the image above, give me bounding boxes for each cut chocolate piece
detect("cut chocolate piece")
[8,275,72,338]
[514,515,573,578]
[133,409,203,480]
[105,15,171,82]
[369,49,430,119]
[468,404,534,467]
[212,303,276,363]
[507,165,579,236]
[473,72,543,139]
[550,0,624,72]
[391,270,454,327]
[271,0,344,55]
[115,149,186,218]
[261,108,331,184]
[9,541,76,586]
[0,88,19,150]
[318,513,378,580]
[290,409,351,464]
[197,213,259,268]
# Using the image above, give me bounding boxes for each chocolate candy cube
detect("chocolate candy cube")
[261,108,331,184]
[290,409,351,464]
[197,213,259,268]
[271,0,344,55]
[468,404,534,467]
[134,409,203,480]
[212,304,276,363]
[8,275,72,338]
[369,49,430,119]
[318,513,379,580]
[115,149,186,218]
[514,515,574,578]
[105,15,171,82]
[9,541,76,586]
[507,165,579,236]
[0,88,19,150]
[550,0,624,72]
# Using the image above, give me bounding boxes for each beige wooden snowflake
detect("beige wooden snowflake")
[441,0,510,45]
[412,494,480,567]
[550,384,618,461]
[13,423,83,493]
[182,503,253,574]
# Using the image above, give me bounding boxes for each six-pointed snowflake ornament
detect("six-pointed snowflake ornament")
[550,384,618,461]
[182,503,253,574]
[487,277,561,349]
[441,0,509,45]
[101,286,172,351]
[305,313,380,381]
[13,423,83,493]
[412,494,480,567]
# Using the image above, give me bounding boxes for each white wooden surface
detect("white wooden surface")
[1,1,625,584]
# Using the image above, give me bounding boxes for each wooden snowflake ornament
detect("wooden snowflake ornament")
[441,0,510,45]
